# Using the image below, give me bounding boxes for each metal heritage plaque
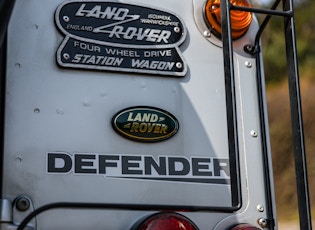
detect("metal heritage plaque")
[55,1,187,76]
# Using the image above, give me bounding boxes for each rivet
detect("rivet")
[174,27,180,33]
[16,156,22,163]
[176,62,183,69]
[63,53,70,60]
[250,130,258,137]
[63,16,70,22]
[83,100,91,107]
[245,61,252,68]
[257,204,264,212]
[56,108,64,115]
[33,108,40,114]
[258,218,268,228]
[203,30,211,37]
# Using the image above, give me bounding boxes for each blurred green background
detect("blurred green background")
[253,0,314,224]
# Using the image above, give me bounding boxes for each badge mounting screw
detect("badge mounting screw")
[63,16,70,22]
[176,62,183,69]
[174,27,181,33]
[63,53,70,60]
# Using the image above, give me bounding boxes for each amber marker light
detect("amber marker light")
[204,0,253,39]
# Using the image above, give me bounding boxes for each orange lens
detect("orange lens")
[204,0,253,39]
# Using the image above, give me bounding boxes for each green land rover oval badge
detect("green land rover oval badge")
[112,106,179,142]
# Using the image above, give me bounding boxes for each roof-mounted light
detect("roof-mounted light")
[204,0,253,39]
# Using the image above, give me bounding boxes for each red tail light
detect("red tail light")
[133,212,198,230]
[230,224,261,230]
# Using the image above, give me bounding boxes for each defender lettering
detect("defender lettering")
[47,152,231,184]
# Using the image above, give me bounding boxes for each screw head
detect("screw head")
[250,130,258,137]
[203,30,211,37]
[16,197,30,212]
[63,16,70,22]
[174,27,181,33]
[257,204,264,212]
[63,53,70,60]
[258,218,268,228]
[176,62,183,69]
[245,61,252,68]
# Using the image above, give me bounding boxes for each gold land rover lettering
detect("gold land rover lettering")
[126,122,168,134]
[112,106,179,142]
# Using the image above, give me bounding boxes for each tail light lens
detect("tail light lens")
[133,212,198,230]
[230,224,261,230]
[204,0,253,39]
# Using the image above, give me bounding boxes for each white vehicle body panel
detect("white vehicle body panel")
[1,0,276,229]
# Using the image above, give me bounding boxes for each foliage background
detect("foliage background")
[255,0,315,222]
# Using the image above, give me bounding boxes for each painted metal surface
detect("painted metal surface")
[1,0,275,229]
